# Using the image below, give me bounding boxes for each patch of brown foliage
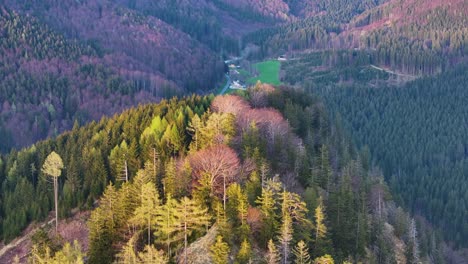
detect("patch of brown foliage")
[246,207,262,235]
[249,84,274,108]
[211,95,250,116]
[238,108,289,142]
[211,94,290,143]
[189,145,241,196]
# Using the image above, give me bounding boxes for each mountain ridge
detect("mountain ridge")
[0,0,467,262]
[1,87,450,263]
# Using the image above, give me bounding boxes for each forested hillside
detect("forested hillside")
[3,0,464,153]
[0,94,212,243]
[0,2,229,151]
[314,64,468,248]
[245,0,467,75]
[0,0,467,262]
[282,50,395,88]
[1,1,225,91]
[274,0,468,257]
[1,0,320,152]
[112,0,239,52]
[348,0,467,75]
[1,88,450,263]
[0,8,180,151]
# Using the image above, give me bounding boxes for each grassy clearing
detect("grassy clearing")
[248,60,281,85]
[237,69,251,79]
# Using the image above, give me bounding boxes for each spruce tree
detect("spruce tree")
[313,254,334,264]
[226,183,250,240]
[88,184,124,264]
[174,197,211,264]
[265,239,281,264]
[163,158,177,197]
[256,178,281,247]
[236,239,252,264]
[315,145,332,193]
[293,241,311,264]
[155,194,180,257]
[187,114,203,152]
[129,182,160,245]
[109,141,130,182]
[137,245,168,264]
[313,197,331,257]
[210,235,230,264]
[177,159,192,197]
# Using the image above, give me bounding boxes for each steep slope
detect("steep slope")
[123,0,276,37]
[113,0,239,51]
[346,0,467,74]
[0,94,212,243]
[215,0,291,21]
[0,7,180,151]
[2,0,225,92]
[316,64,468,247]
[291,0,389,20]
[0,1,230,151]
[245,0,467,75]
[210,0,387,21]
[274,0,468,255]
[0,87,454,263]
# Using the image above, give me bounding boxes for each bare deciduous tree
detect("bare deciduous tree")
[211,95,250,116]
[189,145,241,209]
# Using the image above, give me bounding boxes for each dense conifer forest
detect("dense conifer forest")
[244,0,466,75]
[0,87,451,263]
[312,64,468,248]
[0,6,219,151]
[0,0,467,262]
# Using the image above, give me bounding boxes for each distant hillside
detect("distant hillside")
[2,0,225,92]
[255,0,468,255]
[244,0,467,75]
[1,0,310,151]
[0,7,181,151]
[0,1,231,151]
[2,0,465,152]
[0,0,277,152]
[346,0,467,74]
[211,0,388,21]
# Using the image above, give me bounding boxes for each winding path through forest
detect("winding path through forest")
[370,64,418,78]
[0,218,55,260]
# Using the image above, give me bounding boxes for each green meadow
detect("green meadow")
[248,60,281,85]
